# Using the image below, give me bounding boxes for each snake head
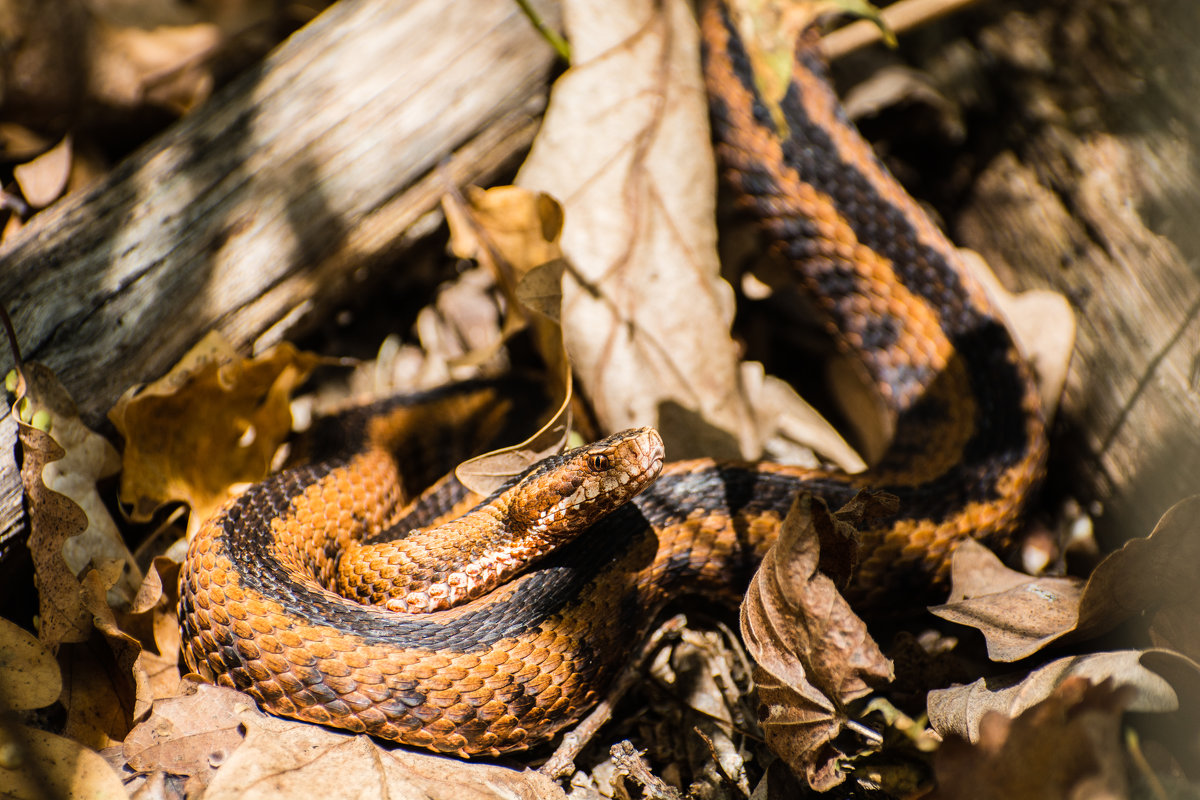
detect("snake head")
[505,427,664,540]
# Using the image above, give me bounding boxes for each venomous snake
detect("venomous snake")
[180,0,1048,757]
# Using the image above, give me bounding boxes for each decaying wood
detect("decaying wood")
[933,0,1200,542]
[0,0,561,558]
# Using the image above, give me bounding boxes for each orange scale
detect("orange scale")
[274,670,304,694]
[442,703,476,725]
[475,700,509,723]
[522,673,552,696]
[305,641,335,660]
[317,658,352,679]
[255,635,283,655]
[234,639,260,662]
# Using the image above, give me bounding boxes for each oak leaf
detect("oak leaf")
[928,649,1193,743]
[929,677,1132,800]
[931,496,1200,661]
[740,492,893,790]
[109,331,321,534]
[12,362,136,644]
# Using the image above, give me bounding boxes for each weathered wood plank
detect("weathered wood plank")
[0,0,561,559]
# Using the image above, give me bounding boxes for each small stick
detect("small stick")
[610,740,683,800]
[822,0,981,60]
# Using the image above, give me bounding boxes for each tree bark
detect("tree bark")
[0,0,560,558]
[912,0,1200,543]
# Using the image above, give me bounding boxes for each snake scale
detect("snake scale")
[180,0,1048,757]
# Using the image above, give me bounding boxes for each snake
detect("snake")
[179,0,1048,758]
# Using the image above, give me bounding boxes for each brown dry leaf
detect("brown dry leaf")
[0,725,128,800]
[12,135,72,208]
[929,677,1133,800]
[90,18,220,113]
[54,568,157,750]
[740,492,894,790]
[927,649,1191,743]
[123,681,250,797]
[126,557,185,702]
[109,331,321,533]
[13,368,101,646]
[185,689,567,800]
[19,362,139,607]
[932,497,1200,661]
[930,539,1084,662]
[443,186,574,496]
[517,0,765,462]
[12,362,137,609]
[0,616,61,711]
[1074,494,1200,639]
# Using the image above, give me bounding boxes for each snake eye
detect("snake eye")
[588,453,610,472]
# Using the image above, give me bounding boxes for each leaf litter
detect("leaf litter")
[0,0,1197,798]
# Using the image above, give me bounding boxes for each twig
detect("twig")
[514,0,570,62]
[0,304,22,369]
[822,0,981,60]
[610,740,684,800]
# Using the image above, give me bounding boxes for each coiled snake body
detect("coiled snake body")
[180,1,1047,757]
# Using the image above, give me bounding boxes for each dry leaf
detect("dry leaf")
[53,568,157,750]
[740,492,893,790]
[109,331,321,533]
[12,135,72,208]
[0,725,128,800]
[13,363,138,607]
[0,616,61,711]
[15,375,94,647]
[90,18,220,113]
[930,540,1084,662]
[929,677,1132,800]
[1074,495,1200,639]
[194,690,567,800]
[123,681,250,797]
[932,497,1200,661]
[442,186,574,496]
[927,649,1191,743]
[516,0,764,461]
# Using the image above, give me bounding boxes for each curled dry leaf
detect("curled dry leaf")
[932,496,1200,662]
[740,492,893,791]
[0,615,61,711]
[0,726,128,800]
[516,0,764,461]
[13,364,115,646]
[193,691,567,800]
[109,331,321,534]
[12,135,72,209]
[928,649,1193,743]
[443,186,574,497]
[929,677,1133,800]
